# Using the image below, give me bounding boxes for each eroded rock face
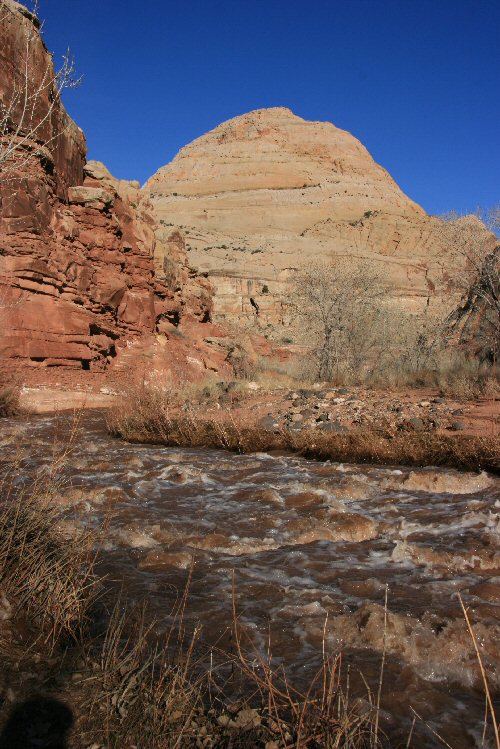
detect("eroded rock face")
[0,2,216,377]
[145,107,467,330]
[0,0,86,196]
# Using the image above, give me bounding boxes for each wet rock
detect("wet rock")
[138,551,194,570]
[284,492,325,510]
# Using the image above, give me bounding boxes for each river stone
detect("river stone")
[300,408,315,418]
[259,415,279,431]
[450,421,465,431]
[407,417,425,432]
[319,421,349,433]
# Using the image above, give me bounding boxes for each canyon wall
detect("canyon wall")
[0,0,224,383]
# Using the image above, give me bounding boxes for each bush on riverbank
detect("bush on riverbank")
[0,382,21,418]
[108,386,500,474]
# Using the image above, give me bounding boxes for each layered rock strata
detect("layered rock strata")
[0,1,215,377]
[145,107,467,331]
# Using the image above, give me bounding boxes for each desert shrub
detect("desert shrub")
[287,259,500,395]
[290,258,387,382]
[0,463,95,645]
[435,354,499,399]
[0,382,21,417]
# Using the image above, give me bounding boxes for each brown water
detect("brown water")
[1,412,499,747]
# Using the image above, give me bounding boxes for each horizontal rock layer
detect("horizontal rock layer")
[145,107,467,330]
[0,2,216,378]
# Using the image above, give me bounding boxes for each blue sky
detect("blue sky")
[39,0,499,216]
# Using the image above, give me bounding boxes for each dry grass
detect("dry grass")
[226,576,380,749]
[108,387,500,474]
[0,382,21,418]
[0,465,95,648]
[79,600,204,749]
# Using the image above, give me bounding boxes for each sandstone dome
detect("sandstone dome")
[145,107,456,328]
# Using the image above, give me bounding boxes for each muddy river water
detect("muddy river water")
[1,412,499,747]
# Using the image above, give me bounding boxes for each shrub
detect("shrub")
[0,383,21,418]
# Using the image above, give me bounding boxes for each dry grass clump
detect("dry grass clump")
[79,602,204,749]
[435,357,499,400]
[0,382,21,418]
[0,464,95,646]
[288,345,499,401]
[108,387,500,474]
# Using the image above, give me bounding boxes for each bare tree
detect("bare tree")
[440,208,500,361]
[290,258,389,381]
[0,0,81,183]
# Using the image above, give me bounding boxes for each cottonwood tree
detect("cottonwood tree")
[290,258,390,382]
[440,208,500,361]
[0,0,80,182]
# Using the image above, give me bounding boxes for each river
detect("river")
[1,412,499,748]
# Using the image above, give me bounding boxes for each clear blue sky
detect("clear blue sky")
[39,0,499,216]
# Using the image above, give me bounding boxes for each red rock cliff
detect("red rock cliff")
[0,1,214,377]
